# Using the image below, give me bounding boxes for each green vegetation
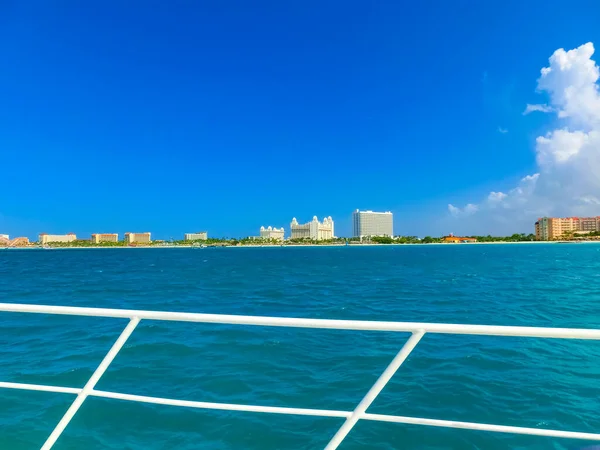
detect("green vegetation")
[585,231,600,237]
[370,236,394,244]
[555,230,600,240]
[396,236,423,244]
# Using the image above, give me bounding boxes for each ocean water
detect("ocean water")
[0,244,599,450]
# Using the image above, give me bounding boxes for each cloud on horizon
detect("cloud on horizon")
[448,42,600,233]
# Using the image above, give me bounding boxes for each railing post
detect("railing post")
[40,317,140,450]
[324,330,425,450]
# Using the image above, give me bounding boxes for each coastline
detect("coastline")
[3,240,598,250]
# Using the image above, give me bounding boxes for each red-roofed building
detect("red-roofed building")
[441,235,477,243]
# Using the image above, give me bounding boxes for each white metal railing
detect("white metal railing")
[0,302,599,449]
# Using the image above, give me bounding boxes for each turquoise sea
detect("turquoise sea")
[1,245,599,449]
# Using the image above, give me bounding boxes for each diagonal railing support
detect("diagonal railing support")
[324,330,425,450]
[40,317,140,450]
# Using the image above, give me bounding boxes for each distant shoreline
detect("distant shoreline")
[2,240,599,250]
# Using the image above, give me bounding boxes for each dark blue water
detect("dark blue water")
[1,245,599,449]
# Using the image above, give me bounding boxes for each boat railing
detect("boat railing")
[0,302,599,449]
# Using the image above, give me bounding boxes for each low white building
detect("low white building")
[39,233,77,244]
[290,216,334,240]
[0,234,8,240]
[184,232,208,241]
[260,226,285,241]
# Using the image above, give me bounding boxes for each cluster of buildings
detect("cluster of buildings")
[257,210,394,242]
[535,216,600,240]
[16,215,600,246]
[259,216,337,242]
[3,210,399,246]
[37,232,155,245]
[255,216,335,242]
[0,235,30,247]
[0,231,210,246]
[290,216,335,240]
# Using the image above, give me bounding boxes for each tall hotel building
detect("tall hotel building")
[535,216,600,240]
[352,210,393,238]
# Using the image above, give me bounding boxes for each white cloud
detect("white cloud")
[498,126,508,134]
[537,42,600,127]
[536,129,590,164]
[487,191,508,203]
[523,103,554,114]
[448,203,478,217]
[521,173,540,183]
[448,42,600,233]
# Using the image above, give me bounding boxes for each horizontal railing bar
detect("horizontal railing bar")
[362,413,600,441]
[91,390,351,418]
[0,382,81,395]
[1,383,597,442]
[1,303,600,339]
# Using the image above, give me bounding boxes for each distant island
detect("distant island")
[6,213,600,249]
[0,233,548,249]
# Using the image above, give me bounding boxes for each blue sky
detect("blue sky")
[1,1,600,239]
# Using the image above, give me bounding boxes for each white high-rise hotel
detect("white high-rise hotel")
[290,216,334,240]
[352,210,393,238]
